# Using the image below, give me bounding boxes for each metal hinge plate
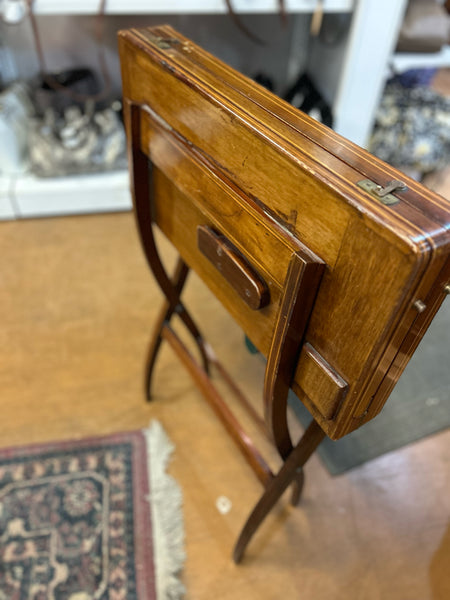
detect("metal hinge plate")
[357,179,407,206]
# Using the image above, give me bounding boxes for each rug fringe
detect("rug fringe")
[144,421,186,600]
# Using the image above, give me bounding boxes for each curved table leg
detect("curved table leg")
[263,252,324,506]
[290,468,305,507]
[146,258,188,399]
[145,258,210,399]
[127,102,210,399]
[233,420,325,564]
[178,311,211,378]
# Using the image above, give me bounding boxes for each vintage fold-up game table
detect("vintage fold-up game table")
[118,26,450,562]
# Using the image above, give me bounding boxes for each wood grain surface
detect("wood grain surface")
[119,26,450,438]
[197,225,270,311]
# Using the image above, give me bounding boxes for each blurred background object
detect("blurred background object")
[396,0,449,53]
[0,0,448,215]
[0,81,33,174]
[369,70,450,181]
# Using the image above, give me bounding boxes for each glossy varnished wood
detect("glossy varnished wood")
[197,225,270,311]
[263,251,324,460]
[292,343,348,421]
[233,420,326,564]
[119,26,450,440]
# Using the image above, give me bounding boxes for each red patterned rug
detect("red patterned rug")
[0,422,185,599]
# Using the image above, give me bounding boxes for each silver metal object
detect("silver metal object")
[413,300,427,313]
[357,179,407,206]
[374,180,407,198]
[28,102,127,177]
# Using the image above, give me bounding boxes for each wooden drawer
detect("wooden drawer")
[143,108,323,356]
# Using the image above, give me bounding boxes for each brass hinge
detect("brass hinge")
[357,179,407,206]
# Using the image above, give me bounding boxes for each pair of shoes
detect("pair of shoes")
[253,71,333,128]
[284,73,333,128]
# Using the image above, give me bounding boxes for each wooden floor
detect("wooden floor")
[0,212,449,600]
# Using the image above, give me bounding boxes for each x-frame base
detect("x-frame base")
[145,267,325,563]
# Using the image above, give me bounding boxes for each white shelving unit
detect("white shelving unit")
[0,176,14,219]
[0,171,131,219]
[391,45,450,73]
[1,0,415,219]
[12,170,131,218]
[27,0,353,15]
[329,0,407,149]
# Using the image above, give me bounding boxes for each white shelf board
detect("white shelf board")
[333,0,408,148]
[391,46,450,73]
[0,176,15,219]
[12,170,132,218]
[29,0,353,15]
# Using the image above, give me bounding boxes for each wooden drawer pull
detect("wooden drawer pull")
[197,225,270,310]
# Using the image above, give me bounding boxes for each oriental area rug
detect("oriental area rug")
[0,422,185,599]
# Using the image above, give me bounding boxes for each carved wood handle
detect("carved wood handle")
[197,225,270,310]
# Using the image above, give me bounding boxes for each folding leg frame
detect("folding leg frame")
[127,101,326,562]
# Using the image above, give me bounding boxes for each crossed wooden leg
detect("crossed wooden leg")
[139,241,324,563]
[127,102,210,399]
[233,420,325,563]
[145,257,210,400]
